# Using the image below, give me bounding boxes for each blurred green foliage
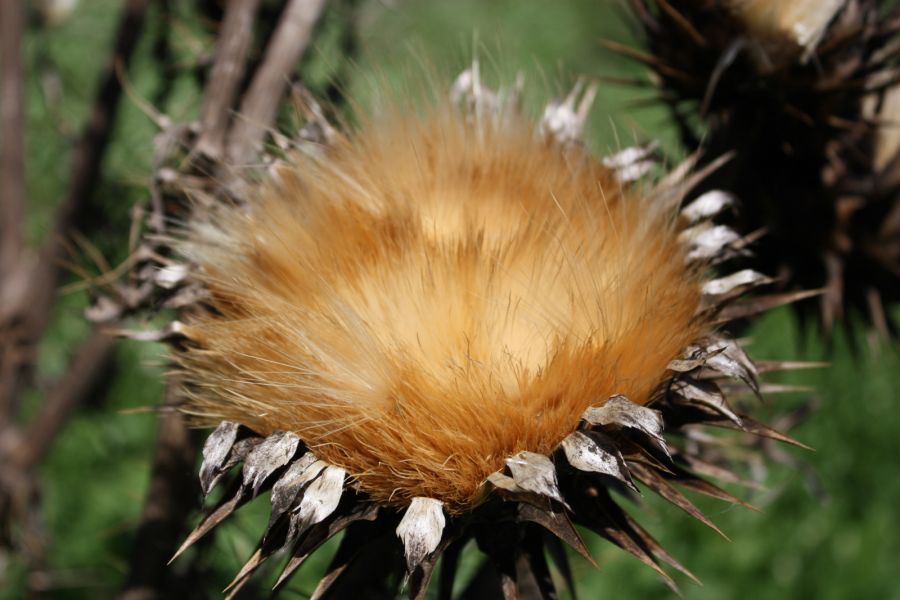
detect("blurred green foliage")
[5,0,899,598]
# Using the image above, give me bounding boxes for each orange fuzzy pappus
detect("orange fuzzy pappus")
[177,104,707,511]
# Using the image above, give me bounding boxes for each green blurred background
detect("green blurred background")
[5,0,899,598]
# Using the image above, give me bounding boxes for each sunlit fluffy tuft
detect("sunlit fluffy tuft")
[177,105,706,511]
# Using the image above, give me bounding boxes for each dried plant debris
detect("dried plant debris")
[109,66,811,598]
[621,0,900,336]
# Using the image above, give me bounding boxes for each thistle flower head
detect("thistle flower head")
[138,69,806,598]
[178,101,706,511]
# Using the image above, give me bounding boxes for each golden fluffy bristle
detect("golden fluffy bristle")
[177,105,706,511]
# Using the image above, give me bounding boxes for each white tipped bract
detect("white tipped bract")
[396,498,446,572]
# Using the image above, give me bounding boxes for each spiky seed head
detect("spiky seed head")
[132,71,812,597]
[623,0,900,334]
[176,101,706,511]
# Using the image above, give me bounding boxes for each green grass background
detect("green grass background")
[5,0,899,598]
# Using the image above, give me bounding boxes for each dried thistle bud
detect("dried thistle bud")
[623,0,900,336]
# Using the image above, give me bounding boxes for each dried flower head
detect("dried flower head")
[138,69,807,598]
[178,99,706,512]
[623,0,900,335]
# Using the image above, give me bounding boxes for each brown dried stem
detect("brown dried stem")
[0,0,25,279]
[11,330,116,470]
[0,329,116,582]
[0,0,26,427]
[195,0,263,160]
[0,0,151,577]
[25,0,153,341]
[0,0,152,432]
[227,0,328,164]
[119,380,198,600]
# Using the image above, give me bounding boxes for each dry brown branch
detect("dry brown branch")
[195,0,263,160]
[0,0,152,433]
[119,380,198,600]
[0,0,25,280]
[0,0,26,427]
[11,330,116,469]
[228,0,328,164]
[0,328,116,585]
[0,0,151,577]
[24,0,153,343]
